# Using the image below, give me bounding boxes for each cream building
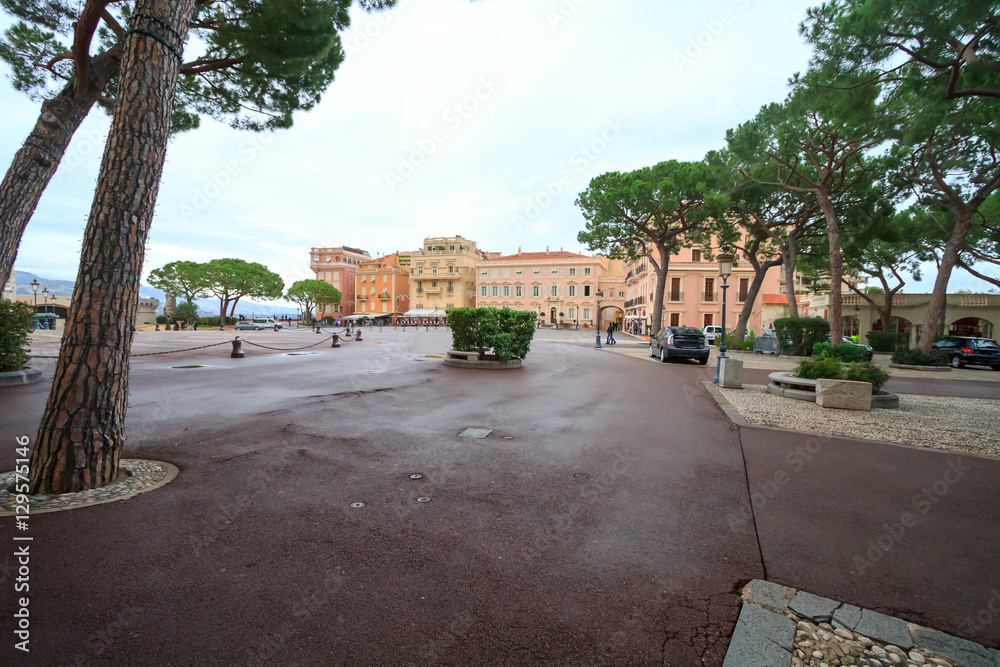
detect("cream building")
[407,236,481,315]
[476,248,625,328]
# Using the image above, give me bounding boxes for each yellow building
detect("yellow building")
[406,236,481,316]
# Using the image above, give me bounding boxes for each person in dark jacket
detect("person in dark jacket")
[606,321,616,345]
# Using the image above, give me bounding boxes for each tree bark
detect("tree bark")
[781,235,799,318]
[0,47,121,289]
[817,191,843,341]
[649,249,669,335]
[918,213,972,353]
[29,0,197,494]
[735,258,781,337]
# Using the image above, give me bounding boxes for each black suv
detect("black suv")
[932,336,1000,369]
[649,326,710,365]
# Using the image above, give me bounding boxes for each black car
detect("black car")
[649,326,710,365]
[932,336,1000,369]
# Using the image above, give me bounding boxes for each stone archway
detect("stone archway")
[949,317,993,338]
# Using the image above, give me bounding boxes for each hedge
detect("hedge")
[774,317,830,356]
[891,347,948,367]
[0,300,34,372]
[866,330,907,352]
[446,307,537,362]
[811,341,869,363]
[795,355,890,394]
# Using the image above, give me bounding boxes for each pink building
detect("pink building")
[476,249,626,328]
[310,245,370,317]
[623,245,785,334]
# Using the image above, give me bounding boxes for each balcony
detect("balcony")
[378,292,390,300]
[668,291,683,303]
[423,286,442,294]
[702,291,717,303]
[357,294,368,300]
[623,295,646,309]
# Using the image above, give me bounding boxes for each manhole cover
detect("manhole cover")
[409,473,424,480]
[285,353,311,356]
[416,497,431,503]
[459,427,493,439]
[172,365,204,369]
[350,502,365,508]
[574,473,588,479]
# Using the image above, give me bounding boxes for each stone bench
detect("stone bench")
[766,372,899,409]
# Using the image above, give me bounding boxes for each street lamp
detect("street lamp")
[854,304,860,339]
[42,287,49,314]
[594,294,603,348]
[30,278,39,309]
[713,252,735,384]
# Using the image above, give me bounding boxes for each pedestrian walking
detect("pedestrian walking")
[606,321,616,345]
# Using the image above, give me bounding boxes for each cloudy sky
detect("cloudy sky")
[1,0,995,295]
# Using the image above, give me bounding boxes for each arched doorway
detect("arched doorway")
[550,307,557,323]
[949,317,993,338]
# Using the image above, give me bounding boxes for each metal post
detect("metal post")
[594,303,602,348]
[231,337,245,358]
[713,279,730,384]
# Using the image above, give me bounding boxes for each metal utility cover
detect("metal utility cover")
[459,427,493,439]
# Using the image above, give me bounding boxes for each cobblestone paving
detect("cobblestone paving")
[792,619,956,667]
[0,459,176,514]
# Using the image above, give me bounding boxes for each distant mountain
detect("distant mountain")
[12,270,298,316]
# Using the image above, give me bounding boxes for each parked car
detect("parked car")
[932,336,1000,369]
[703,325,724,345]
[235,319,280,331]
[649,326,710,364]
[827,336,874,361]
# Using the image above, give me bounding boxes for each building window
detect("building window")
[550,285,558,297]
[670,277,681,301]
[515,286,523,297]
[568,285,576,297]
[569,268,576,276]
[449,266,454,274]
[532,286,540,297]
[692,249,702,262]
[492,286,499,297]
[584,268,592,276]
[704,313,713,327]
[418,267,423,274]
[670,313,680,327]
[491,269,499,278]
[704,278,715,301]
[583,308,592,320]
[448,281,454,293]
[568,308,576,319]
[584,285,591,297]
[738,278,749,302]
[618,291,625,298]
[480,286,487,297]
[503,286,510,297]
[503,269,511,278]
[432,281,438,287]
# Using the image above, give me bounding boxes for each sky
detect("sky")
[1,0,996,298]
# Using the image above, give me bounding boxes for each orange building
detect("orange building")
[354,254,410,320]
[311,245,370,317]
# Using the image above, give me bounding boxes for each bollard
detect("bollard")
[231,336,244,358]
[355,329,363,342]
[315,326,321,334]
[155,324,160,331]
[274,323,279,332]
[331,333,341,348]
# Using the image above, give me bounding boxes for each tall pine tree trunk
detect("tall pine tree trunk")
[817,192,843,341]
[0,47,121,289]
[649,252,668,335]
[29,0,196,494]
[781,236,799,317]
[735,258,780,337]
[918,213,972,353]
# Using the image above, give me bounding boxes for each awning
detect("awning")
[401,309,447,318]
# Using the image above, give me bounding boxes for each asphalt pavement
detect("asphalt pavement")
[1,327,997,665]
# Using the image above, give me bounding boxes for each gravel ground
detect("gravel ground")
[718,384,1000,458]
[722,351,1000,381]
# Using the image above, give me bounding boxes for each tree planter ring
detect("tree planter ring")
[766,372,899,409]
[444,350,522,369]
[0,368,42,386]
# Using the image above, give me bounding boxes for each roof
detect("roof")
[487,251,591,261]
[761,294,799,305]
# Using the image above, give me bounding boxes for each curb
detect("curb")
[0,368,42,386]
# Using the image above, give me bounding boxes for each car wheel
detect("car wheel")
[660,347,667,363]
[648,344,655,357]
[698,356,708,365]
[950,355,964,369]
[992,365,1000,371]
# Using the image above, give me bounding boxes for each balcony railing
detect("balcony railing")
[623,295,646,309]
[702,291,717,302]
[378,292,390,300]
[423,286,441,294]
[668,291,683,302]
[357,294,368,300]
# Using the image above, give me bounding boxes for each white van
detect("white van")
[703,325,724,344]
[253,317,282,329]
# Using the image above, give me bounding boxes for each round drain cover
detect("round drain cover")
[573,473,588,479]
[409,473,424,480]
[416,497,431,503]
[350,502,365,508]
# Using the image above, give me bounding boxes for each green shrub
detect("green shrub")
[156,315,168,325]
[446,307,537,362]
[812,341,834,357]
[775,316,830,356]
[0,300,35,372]
[174,301,199,323]
[724,333,754,350]
[866,330,907,352]
[795,354,844,380]
[891,347,948,366]
[844,362,891,394]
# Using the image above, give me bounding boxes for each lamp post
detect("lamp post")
[713,252,734,384]
[30,278,39,309]
[42,287,49,313]
[854,304,860,339]
[594,294,603,348]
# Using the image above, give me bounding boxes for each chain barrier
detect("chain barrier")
[241,335,338,351]
[28,340,232,359]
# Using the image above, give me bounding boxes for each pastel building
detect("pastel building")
[476,248,626,328]
[407,236,481,314]
[311,245,371,317]
[354,254,410,319]
[623,245,784,333]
